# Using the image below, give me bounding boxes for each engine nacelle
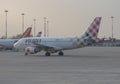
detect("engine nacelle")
[25,46,40,54]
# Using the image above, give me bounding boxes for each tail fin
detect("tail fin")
[36,32,42,37]
[81,17,102,42]
[20,27,32,38]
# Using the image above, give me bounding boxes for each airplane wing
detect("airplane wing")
[32,41,62,52]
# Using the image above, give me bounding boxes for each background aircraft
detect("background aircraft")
[14,17,101,56]
[36,32,42,37]
[0,27,32,50]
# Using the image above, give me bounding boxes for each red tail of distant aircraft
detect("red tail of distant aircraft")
[20,27,32,38]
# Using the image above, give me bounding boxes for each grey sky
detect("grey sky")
[0,0,120,38]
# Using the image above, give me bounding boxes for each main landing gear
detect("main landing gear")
[45,51,51,56]
[58,51,64,56]
[45,50,64,56]
[25,52,28,56]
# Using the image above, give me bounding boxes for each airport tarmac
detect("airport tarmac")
[0,47,120,84]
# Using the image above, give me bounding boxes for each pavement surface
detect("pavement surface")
[0,47,120,84]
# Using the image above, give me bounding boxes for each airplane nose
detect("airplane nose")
[14,42,19,49]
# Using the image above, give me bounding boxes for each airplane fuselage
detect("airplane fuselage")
[15,37,84,50]
[0,39,18,50]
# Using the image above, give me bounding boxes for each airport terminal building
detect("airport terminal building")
[93,38,120,47]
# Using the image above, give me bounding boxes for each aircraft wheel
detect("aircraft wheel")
[45,52,51,56]
[58,51,64,56]
[25,52,28,56]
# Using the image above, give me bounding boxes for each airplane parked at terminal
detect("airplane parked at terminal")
[0,27,32,50]
[14,17,102,56]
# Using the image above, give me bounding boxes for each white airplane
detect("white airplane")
[0,27,32,50]
[14,17,102,56]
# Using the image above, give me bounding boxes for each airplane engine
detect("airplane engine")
[25,46,40,54]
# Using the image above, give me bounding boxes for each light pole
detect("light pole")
[21,13,25,33]
[111,16,114,46]
[33,19,36,37]
[47,20,49,37]
[44,17,47,37]
[111,16,114,39]
[5,10,8,39]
